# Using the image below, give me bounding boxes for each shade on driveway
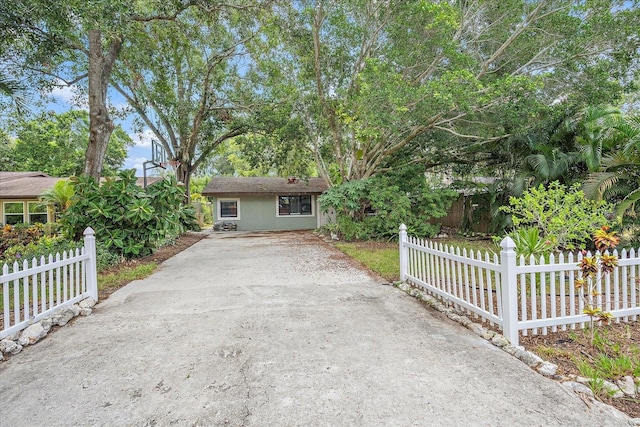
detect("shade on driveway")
[0,231,629,426]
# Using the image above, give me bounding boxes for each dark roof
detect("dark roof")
[0,171,163,199]
[0,172,64,199]
[203,176,329,197]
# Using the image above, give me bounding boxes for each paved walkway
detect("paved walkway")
[0,231,631,426]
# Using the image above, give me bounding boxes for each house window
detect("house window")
[28,202,48,224]
[218,199,240,220]
[278,195,313,216]
[3,202,25,225]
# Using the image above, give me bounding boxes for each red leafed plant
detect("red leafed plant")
[575,226,619,346]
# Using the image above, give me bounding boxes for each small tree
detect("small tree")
[39,179,75,220]
[500,181,614,251]
[575,226,619,346]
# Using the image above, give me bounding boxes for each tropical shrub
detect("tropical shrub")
[575,226,620,346]
[60,170,198,259]
[500,181,614,251]
[0,223,55,259]
[319,170,457,241]
[507,227,553,258]
[39,179,75,219]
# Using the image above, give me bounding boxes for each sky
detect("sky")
[47,82,154,177]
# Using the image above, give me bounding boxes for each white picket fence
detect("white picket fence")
[1,227,97,339]
[399,224,640,346]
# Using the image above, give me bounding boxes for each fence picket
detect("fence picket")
[493,252,502,319]
[399,225,640,346]
[463,249,470,312]
[632,248,638,321]
[559,252,567,331]
[549,253,557,333]
[484,252,494,322]
[1,228,98,339]
[3,264,8,329]
[470,250,479,318]
[40,256,46,314]
[32,258,39,319]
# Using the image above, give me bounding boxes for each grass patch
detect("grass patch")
[335,242,400,282]
[333,237,496,283]
[98,262,157,291]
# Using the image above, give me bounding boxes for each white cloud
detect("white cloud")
[46,80,88,110]
[129,129,156,148]
[123,155,147,177]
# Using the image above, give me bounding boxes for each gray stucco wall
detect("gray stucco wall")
[213,195,319,231]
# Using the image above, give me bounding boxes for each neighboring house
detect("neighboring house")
[202,176,333,231]
[0,171,162,226]
[0,172,63,225]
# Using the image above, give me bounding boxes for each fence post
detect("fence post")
[500,236,518,345]
[83,227,98,301]
[399,224,408,282]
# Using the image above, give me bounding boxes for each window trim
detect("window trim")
[3,201,26,225]
[217,198,240,220]
[276,195,314,218]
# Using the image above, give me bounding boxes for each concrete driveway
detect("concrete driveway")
[0,231,631,426]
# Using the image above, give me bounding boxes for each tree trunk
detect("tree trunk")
[176,162,191,203]
[84,29,122,179]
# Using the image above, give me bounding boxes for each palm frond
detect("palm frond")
[583,171,618,200]
[616,187,640,220]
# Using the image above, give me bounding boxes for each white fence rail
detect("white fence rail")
[1,227,97,339]
[399,224,640,346]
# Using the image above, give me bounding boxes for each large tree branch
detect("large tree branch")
[111,81,176,156]
[192,126,246,171]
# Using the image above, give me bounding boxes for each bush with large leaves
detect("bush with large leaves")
[319,170,457,241]
[60,170,198,258]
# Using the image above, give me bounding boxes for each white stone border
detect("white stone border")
[395,282,639,425]
[0,297,96,362]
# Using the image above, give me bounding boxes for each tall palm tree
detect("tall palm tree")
[583,114,640,219]
[575,106,622,172]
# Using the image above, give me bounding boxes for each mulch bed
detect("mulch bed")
[519,323,640,418]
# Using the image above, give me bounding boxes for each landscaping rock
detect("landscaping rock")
[40,318,53,332]
[501,345,519,356]
[562,381,594,397]
[79,307,92,316]
[457,316,472,327]
[79,297,96,309]
[617,376,636,397]
[54,308,75,326]
[602,380,625,399]
[19,323,47,346]
[537,362,558,377]
[491,334,509,347]
[515,348,543,367]
[70,304,81,317]
[481,329,496,340]
[0,338,22,355]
